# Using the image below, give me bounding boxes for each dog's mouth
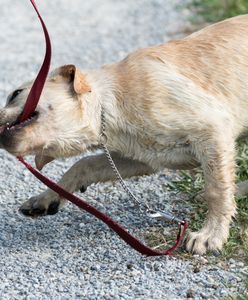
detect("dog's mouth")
[0,111,39,134]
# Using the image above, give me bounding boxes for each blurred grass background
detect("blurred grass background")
[192,0,248,22]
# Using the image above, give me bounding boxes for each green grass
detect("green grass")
[191,0,248,23]
[166,142,248,263]
[234,278,248,300]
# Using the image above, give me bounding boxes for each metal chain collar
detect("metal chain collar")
[100,108,148,212]
[99,107,184,224]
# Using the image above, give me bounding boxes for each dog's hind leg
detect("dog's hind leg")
[19,152,154,217]
[186,129,237,254]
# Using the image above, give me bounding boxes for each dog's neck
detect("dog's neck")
[85,66,126,147]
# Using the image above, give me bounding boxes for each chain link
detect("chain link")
[100,108,153,213]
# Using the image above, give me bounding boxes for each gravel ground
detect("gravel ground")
[0,0,247,299]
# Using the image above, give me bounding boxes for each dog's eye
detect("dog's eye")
[8,89,23,104]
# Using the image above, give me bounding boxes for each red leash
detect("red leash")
[18,157,188,256]
[15,0,188,256]
[17,0,51,123]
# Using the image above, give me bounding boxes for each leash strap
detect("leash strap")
[17,0,51,123]
[15,0,188,256]
[18,157,188,256]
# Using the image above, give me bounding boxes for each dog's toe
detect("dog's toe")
[186,230,225,255]
[20,202,47,217]
[186,232,208,255]
[19,206,35,217]
[19,195,60,217]
[80,185,87,193]
[47,201,60,215]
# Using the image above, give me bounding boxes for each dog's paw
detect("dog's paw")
[186,228,227,255]
[80,185,87,193]
[19,193,60,217]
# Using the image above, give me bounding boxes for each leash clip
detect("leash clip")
[147,210,185,224]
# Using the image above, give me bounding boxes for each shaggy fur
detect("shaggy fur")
[1,15,248,254]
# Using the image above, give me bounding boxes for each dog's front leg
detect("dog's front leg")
[20,152,154,217]
[186,131,236,254]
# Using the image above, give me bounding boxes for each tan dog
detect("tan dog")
[1,15,248,254]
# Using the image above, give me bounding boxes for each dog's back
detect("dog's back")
[113,15,248,137]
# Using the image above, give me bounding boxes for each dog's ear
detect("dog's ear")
[56,64,91,94]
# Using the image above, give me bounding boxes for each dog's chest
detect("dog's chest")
[108,130,195,169]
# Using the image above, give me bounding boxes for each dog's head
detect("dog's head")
[0,65,96,169]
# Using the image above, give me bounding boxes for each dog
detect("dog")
[1,15,248,255]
